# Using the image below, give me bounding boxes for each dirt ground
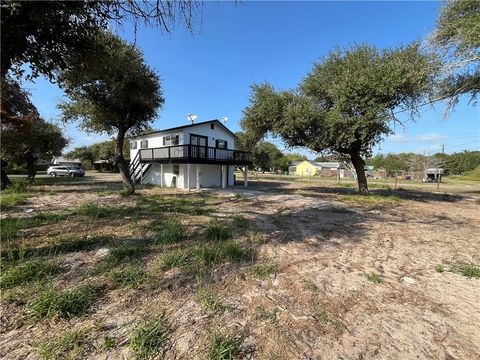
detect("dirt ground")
[1,173,479,359]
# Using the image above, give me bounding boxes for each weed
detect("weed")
[342,194,400,207]
[195,242,253,267]
[255,306,278,323]
[109,265,147,289]
[74,203,112,218]
[52,235,110,254]
[0,192,29,210]
[129,314,172,359]
[107,244,147,266]
[302,278,319,292]
[435,264,445,273]
[197,288,226,313]
[232,214,249,233]
[252,262,277,279]
[158,249,191,271]
[0,259,61,289]
[205,218,231,241]
[208,331,245,360]
[154,218,185,244]
[29,284,103,319]
[450,261,480,279]
[103,336,116,350]
[312,309,342,328]
[363,272,383,284]
[38,328,89,359]
[272,213,289,230]
[234,193,246,200]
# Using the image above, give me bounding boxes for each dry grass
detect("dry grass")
[1,173,479,359]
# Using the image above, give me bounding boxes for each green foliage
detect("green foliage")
[196,242,254,266]
[431,0,480,106]
[450,261,480,279]
[107,244,147,266]
[0,260,61,289]
[205,218,232,241]
[29,284,103,319]
[158,249,191,271]
[275,153,308,172]
[363,272,384,284]
[66,140,121,168]
[38,328,90,360]
[312,309,342,328]
[208,331,245,360]
[252,262,277,279]
[252,141,283,171]
[241,44,438,194]
[109,265,147,289]
[255,306,279,323]
[197,288,227,313]
[154,218,186,244]
[129,314,172,360]
[435,264,445,273]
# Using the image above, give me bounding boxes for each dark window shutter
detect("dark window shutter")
[211,123,214,130]
[224,141,227,149]
[163,137,166,146]
[215,140,219,148]
[175,135,179,145]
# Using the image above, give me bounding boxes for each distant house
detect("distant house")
[93,159,113,172]
[424,168,444,182]
[52,156,82,168]
[289,160,345,177]
[128,119,252,189]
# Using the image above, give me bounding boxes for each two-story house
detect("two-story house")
[128,119,252,189]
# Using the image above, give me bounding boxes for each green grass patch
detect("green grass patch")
[157,248,192,271]
[0,259,61,289]
[312,309,342,328]
[197,287,227,313]
[109,265,147,289]
[38,328,90,359]
[195,242,254,267]
[0,192,30,210]
[232,214,249,233]
[252,262,277,279]
[255,306,278,323]
[144,195,211,215]
[129,314,172,359]
[154,218,185,244]
[208,331,246,360]
[102,335,117,350]
[29,284,103,319]
[302,278,319,292]
[107,243,148,266]
[363,272,383,284]
[435,264,445,273]
[450,261,480,279]
[205,218,232,241]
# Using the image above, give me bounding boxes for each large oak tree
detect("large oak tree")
[241,44,438,195]
[59,32,164,194]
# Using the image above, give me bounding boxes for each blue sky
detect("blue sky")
[24,1,479,158]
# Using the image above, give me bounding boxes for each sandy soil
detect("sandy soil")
[1,174,479,359]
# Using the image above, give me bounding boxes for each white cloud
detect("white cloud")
[388,132,447,144]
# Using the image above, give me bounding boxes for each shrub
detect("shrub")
[129,314,172,359]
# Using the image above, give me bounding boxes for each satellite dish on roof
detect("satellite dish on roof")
[221,117,228,123]
[187,113,197,124]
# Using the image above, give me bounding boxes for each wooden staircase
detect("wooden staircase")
[129,152,151,184]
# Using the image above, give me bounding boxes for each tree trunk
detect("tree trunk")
[1,160,12,190]
[350,152,369,195]
[115,128,135,194]
[25,149,36,183]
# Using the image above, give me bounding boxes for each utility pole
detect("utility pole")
[441,144,444,154]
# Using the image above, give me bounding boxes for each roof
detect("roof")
[299,160,343,169]
[53,156,82,164]
[129,119,238,140]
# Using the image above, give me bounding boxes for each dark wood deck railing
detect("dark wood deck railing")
[138,144,252,165]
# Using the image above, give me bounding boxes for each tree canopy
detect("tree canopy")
[59,31,164,193]
[1,0,202,80]
[430,0,480,107]
[1,78,68,181]
[241,43,438,194]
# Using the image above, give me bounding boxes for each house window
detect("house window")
[131,141,137,149]
[210,123,214,130]
[216,140,227,149]
[173,165,180,175]
[140,139,148,149]
[163,134,179,146]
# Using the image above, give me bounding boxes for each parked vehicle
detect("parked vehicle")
[47,166,85,177]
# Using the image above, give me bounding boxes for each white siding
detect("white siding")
[183,122,235,149]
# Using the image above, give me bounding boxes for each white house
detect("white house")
[128,119,252,189]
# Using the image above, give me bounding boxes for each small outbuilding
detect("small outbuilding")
[424,168,444,182]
